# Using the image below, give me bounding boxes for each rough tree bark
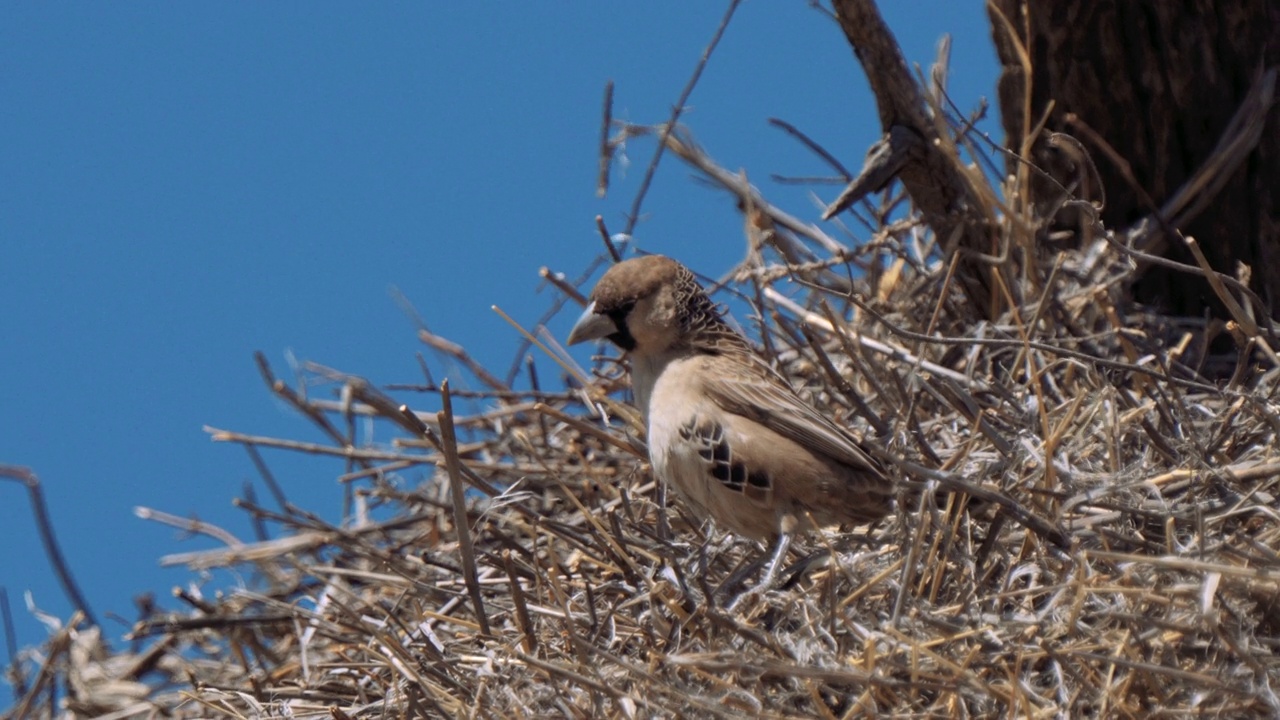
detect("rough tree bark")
[989,0,1280,321]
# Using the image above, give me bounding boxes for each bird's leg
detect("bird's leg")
[724,533,792,611]
[756,530,793,591]
[724,515,799,610]
[759,512,802,590]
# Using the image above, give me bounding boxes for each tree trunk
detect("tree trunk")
[988,0,1280,320]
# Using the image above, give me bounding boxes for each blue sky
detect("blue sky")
[0,3,998,659]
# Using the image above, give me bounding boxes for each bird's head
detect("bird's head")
[567,255,702,355]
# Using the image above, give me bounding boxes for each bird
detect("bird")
[567,254,893,591]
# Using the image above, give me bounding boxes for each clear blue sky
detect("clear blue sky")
[0,3,997,658]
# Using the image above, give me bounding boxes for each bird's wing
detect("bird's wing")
[676,416,775,506]
[701,366,886,480]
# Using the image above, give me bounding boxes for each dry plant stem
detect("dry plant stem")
[316,397,539,429]
[767,116,853,180]
[764,287,989,391]
[384,383,575,402]
[1181,234,1261,338]
[922,376,1013,457]
[1085,550,1280,583]
[210,497,428,565]
[840,290,1232,396]
[1,590,18,688]
[0,465,97,628]
[244,444,289,512]
[539,266,587,306]
[206,426,457,463]
[630,123,853,267]
[1105,232,1277,344]
[424,384,491,636]
[8,612,77,719]
[492,304,592,389]
[418,329,509,392]
[502,550,537,654]
[340,381,504,498]
[133,507,242,547]
[595,215,622,263]
[621,0,741,237]
[492,303,645,436]
[535,403,645,459]
[596,80,613,198]
[799,322,890,436]
[525,353,551,449]
[892,457,1069,549]
[502,255,613,387]
[893,488,933,624]
[817,298,902,416]
[254,351,366,469]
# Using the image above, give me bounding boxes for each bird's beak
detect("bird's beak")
[566,301,616,345]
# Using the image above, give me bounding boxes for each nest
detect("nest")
[9,18,1280,720]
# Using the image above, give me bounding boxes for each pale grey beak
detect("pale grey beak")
[566,301,616,345]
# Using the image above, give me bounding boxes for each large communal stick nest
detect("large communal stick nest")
[7,2,1280,717]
